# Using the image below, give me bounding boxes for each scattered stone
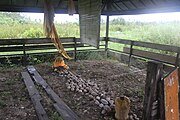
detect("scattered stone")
[101,109,106,114]
[95,100,100,105]
[99,103,104,108]
[91,91,98,96]
[101,99,108,105]
[89,95,94,99]
[96,96,100,100]
[106,97,111,102]
[104,105,111,112]
[70,88,75,91]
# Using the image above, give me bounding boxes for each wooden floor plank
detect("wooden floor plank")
[27,66,80,120]
[21,72,49,120]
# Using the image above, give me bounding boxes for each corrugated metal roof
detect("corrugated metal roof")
[0,0,180,15]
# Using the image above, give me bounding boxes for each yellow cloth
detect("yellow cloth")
[43,0,71,59]
[53,60,69,69]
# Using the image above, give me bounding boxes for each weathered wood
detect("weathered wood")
[128,41,134,66]
[0,43,84,52]
[124,47,178,65]
[74,37,77,61]
[158,75,165,120]
[109,37,180,53]
[109,37,132,45]
[175,52,180,67]
[27,66,80,120]
[0,37,81,45]
[79,0,101,48]
[105,15,109,52]
[142,61,163,120]
[21,72,49,120]
[164,68,179,120]
[23,42,27,66]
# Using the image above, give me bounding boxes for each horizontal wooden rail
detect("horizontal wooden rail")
[108,37,180,67]
[123,47,179,65]
[0,43,84,52]
[0,37,80,45]
[0,37,106,64]
[109,37,180,53]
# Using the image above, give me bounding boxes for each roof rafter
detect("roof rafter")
[128,0,138,9]
[112,0,123,11]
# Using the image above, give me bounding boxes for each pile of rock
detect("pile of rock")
[58,70,115,114]
[57,70,140,119]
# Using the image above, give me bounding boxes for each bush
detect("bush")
[18,28,44,38]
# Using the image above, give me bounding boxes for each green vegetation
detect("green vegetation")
[0,12,179,47]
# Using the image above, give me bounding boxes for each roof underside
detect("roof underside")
[0,0,180,15]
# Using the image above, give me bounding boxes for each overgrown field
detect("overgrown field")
[0,12,180,47]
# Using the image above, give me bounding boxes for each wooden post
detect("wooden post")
[128,41,133,66]
[105,15,109,56]
[142,61,163,120]
[175,52,179,67]
[23,41,27,66]
[74,37,77,61]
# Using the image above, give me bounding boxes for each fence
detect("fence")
[0,37,105,64]
[0,37,179,67]
[107,37,180,67]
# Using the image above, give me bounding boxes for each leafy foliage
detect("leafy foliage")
[0,12,179,47]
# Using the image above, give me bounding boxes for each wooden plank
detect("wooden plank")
[0,43,84,52]
[105,15,109,52]
[128,41,134,66]
[79,0,101,48]
[123,47,178,65]
[27,66,80,120]
[164,68,179,120]
[109,37,180,53]
[0,37,80,45]
[74,37,77,61]
[21,72,49,120]
[142,61,163,120]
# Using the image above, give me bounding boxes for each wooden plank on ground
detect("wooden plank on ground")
[21,72,49,120]
[27,66,80,120]
[123,47,178,65]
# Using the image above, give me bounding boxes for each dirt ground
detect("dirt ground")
[0,67,36,120]
[0,59,146,120]
[36,60,146,120]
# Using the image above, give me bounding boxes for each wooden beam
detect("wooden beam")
[27,66,80,120]
[105,15,109,52]
[101,5,180,15]
[124,47,179,65]
[109,37,180,53]
[142,61,163,120]
[21,72,49,120]
[0,37,80,45]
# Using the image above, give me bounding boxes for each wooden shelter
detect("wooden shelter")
[1,0,180,14]
[0,1,180,120]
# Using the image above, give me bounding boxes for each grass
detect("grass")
[50,111,63,120]
[0,15,179,57]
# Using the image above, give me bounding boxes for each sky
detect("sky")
[21,12,180,23]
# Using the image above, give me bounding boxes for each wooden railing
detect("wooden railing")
[0,37,179,67]
[0,37,105,60]
[107,37,180,66]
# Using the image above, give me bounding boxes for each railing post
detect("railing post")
[128,41,134,66]
[23,41,27,66]
[73,37,77,61]
[105,15,109,57]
